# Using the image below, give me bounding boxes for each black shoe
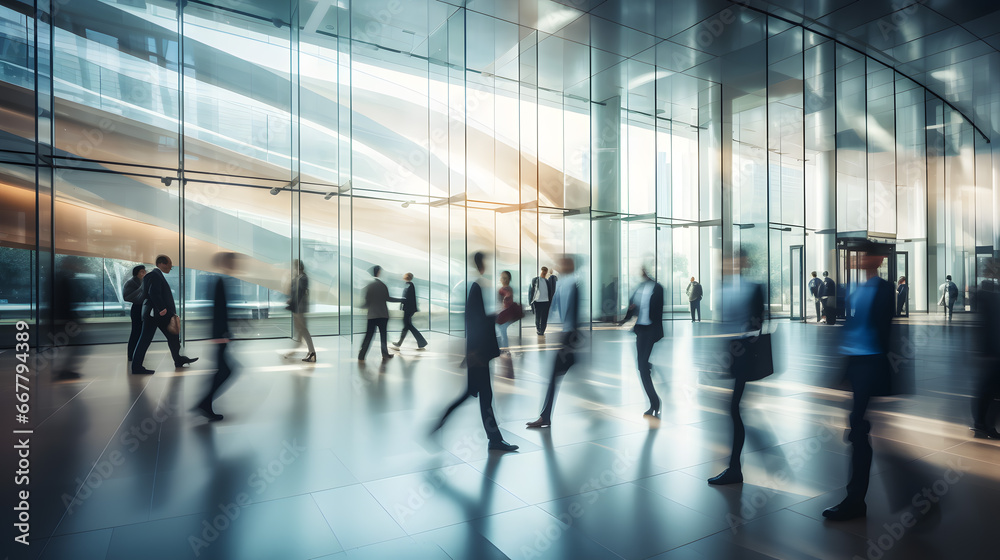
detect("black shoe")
[822,499,866,521]
[175,356,199,368]
[417,344,427,350]
[708,468,743,485]
[131,368,155,375]
[971,426,1000,439]
[194,402,223,422]
[382,353,394,360]
[643,407,661,417]
[488,440,519,452]
[302,352,316,363]
[526,417,551,428]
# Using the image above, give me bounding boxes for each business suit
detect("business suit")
[624,281,665,414]
[123,276,144,359]
[536,278,581,422]
[198,277,235,418]
[396,281,427,348]
[359,278,402,360]
[529,275,556,335]
[896,282,909,317]
[131,268,184,372]
[437,280,503,443]
[820,277,837,324]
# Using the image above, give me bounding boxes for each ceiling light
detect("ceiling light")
[269,187,280,195]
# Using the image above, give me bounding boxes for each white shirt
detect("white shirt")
[534,276,550,302]
[634,280,654,325]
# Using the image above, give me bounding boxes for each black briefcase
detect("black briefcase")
[729,332,775,382]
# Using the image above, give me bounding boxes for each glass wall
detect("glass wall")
[1,1,997,345]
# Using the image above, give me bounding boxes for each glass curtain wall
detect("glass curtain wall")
[3,2,998,347]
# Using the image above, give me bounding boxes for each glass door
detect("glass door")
[790,245,804,320]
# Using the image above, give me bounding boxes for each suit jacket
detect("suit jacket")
[122,276,144,305]
[212,277,231,340]
[466,280,500,369]
[363,278,399,319]
[287,273,309,314]
[624,281,665,342]
[141,268,176,320]
[820,277,836,300]
[400,282,418,314]
[896,283,908,304]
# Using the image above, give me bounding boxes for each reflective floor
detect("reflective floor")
[2,317,997,559]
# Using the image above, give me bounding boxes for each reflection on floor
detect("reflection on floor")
[3,316,997,559]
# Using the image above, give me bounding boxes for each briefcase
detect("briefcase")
[729,332,774,382]
[167,315,180,335]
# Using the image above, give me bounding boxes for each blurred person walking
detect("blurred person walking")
[972,270,1000,439]
[285,259,316,362]
[709,249,769,485]
[824,241,906,520]
[195,252,239,421]
[526,256,582,428]
[495,271,523,353]
[621,266,666,417]
[433,252,519,452]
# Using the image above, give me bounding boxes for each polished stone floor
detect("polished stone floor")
[1,316,997,560]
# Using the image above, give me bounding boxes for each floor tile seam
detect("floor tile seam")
[47,376,161,540]
[146,377,174,522]
[33,378,98,430]
[354,479,410,539]
[307,491,346,553]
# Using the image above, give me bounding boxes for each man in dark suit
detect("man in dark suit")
[527,256,581,428]
[820,271,837,324]
[621,266,665,418]
[528,266,553,335]
[195,252,237,421]
[123,265,146,361]
[433,252,518,452]
[131,255,197,374]
[824,242,897,521]
[393,272,427,350]
[896,276,909,317]
[359,265,403,361]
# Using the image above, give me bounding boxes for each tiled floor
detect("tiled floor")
[2,316,997,559]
